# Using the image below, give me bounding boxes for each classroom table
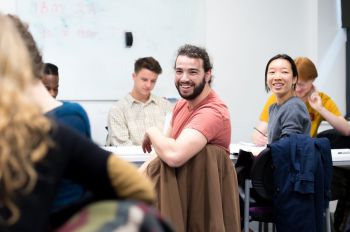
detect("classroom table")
[230,143,350,167]
[102,145,240,162]
[102,145,350,167]
[102,146,149,166]
[331,149,350,166]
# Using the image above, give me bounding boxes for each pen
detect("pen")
[254,127,267,137]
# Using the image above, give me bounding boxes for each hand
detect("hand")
[138,153,158,174]
[142,132,153,153]
[253,134,268,146]
[308,89,322,111]
[252,122,268,146]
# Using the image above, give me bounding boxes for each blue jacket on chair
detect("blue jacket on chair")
[269,133,332,232]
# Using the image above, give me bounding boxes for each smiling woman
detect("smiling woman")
[264,54,311,143]
[253,56,350,146]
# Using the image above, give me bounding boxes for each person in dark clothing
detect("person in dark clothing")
[7,14,94,215]
[43,63,59,98]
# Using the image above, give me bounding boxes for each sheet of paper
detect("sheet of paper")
[230,142,266,156]
[332,149,350,161]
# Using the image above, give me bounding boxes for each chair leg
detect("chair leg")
[325,207,331,232]
[258,222,263,232]
[244,179,252,232]
[264,222,268,231]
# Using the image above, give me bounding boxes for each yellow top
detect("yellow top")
[259,92,342,137]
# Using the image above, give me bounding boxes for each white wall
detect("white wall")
[78,101,114,145]
[316,0,346,112]
[205,0,318,143]
[205,0,347,143]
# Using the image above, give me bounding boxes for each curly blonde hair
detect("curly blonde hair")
[0,14,52,224]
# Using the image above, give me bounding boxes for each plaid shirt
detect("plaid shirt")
[106,94,173,146]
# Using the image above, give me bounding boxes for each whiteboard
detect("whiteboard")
[1,0,206,100]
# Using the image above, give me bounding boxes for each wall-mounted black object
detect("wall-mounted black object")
[341,0,350,28]
[125,32,133,47]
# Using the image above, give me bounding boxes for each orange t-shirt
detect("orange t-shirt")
[171,91,231,153]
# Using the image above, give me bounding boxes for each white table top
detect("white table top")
[231,143,350,167]
[230,143,266,156]
[102,146,150,162]
[332,149,350,166]
[102,145,350,167]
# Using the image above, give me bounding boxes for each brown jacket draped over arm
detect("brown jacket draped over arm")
[146,145,241,232]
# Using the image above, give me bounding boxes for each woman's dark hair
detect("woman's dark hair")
[264,54,298,92]
[44,63,59,76]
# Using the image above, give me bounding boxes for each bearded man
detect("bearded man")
[140,44,231,168]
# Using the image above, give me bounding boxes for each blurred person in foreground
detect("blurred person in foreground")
[0,14,157,232]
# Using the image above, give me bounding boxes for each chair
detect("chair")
[249,147,276,231]
[236,148,275,232]
[238,136,333,232]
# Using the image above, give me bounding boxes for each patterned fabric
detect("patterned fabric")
[106,94,173,146]
[260,93,342,137]
[55,200,174,232]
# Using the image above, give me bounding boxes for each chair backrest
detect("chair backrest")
[250,147,274,201]
[317,128,350,149]
[236,149,255,189]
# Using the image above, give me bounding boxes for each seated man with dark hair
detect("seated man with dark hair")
[106,56,172,146]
